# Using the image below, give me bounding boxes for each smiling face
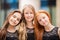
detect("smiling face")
[9,12,21,26]
[37,13,50,27]
[24,7,34,22]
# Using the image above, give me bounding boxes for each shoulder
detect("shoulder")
[58,27,60,38]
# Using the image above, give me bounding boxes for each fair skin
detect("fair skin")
[7,12,21,33]
[37,13,60,38]
[58,28,60,38]
[24,7,34,28]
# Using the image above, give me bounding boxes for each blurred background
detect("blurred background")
[0,0,60,27]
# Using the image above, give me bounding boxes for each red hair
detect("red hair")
[34,10,51,40]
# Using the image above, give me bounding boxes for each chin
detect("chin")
[11,24,16,26]
[44,25,47,26]
[43,24,47,26]
[28,20,31,22]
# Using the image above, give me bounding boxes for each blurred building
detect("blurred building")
[0,0,60,27]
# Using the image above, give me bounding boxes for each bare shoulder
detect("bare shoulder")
[58,27,60,38]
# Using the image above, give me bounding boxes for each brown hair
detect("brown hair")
[34,10,51,40]
[0,9,22,40]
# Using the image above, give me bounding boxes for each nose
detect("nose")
[14,18,17,21]
[41,19,45,22]
[28,13,31,16]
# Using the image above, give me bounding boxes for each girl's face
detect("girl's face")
[24,7,34,22]
[9,12,21,26]
[37,13,50,26]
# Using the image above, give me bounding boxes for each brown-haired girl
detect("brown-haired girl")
[0,9,22,40]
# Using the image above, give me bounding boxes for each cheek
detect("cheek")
[45,18,49,23]
[39,21,42,25]
[8,19,13,25]
[20,16,21,20]
[16,21,20,24]
[31,14,34,18]
[9,16,13,20]
[24,16,27,20]
[9,18,12,22]
[46,17,49,21]
[38,20,43,25]
[48,18,50,22]
[24,14,27,18]
[32,15,34,18]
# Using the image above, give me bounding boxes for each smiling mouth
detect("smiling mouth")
[43,22,46,25]
[12,21,16,24]
[27,17,32,19]
[10,20,16,25]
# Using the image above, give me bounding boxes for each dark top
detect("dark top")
[6,30,19,40]
[43,27,60,40]
[26,27,35,40]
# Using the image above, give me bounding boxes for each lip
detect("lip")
[27,17,32,19]
[12,19,16,23]
[43,22,46,25]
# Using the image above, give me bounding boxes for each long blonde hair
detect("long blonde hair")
[18,4,36,40]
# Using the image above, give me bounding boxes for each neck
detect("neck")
[26,21,34,29]
[44,23,54,32]
[7,25,16,32]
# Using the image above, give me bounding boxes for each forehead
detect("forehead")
[37,13,47,18]
[13,12,21,17]
[24,7,33,12]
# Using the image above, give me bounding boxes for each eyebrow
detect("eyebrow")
[13,14,16,17]
[14,14,21,18]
